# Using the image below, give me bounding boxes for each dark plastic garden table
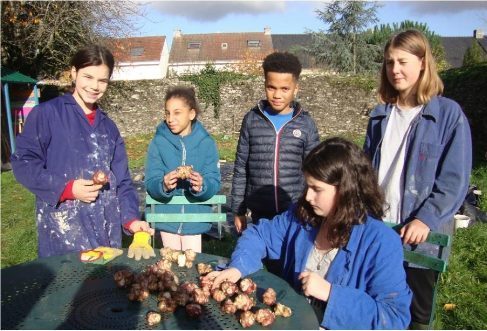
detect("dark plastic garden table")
[1,250,319,329]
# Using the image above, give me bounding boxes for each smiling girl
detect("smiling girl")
[204,137,412,329]
[144,86,221,252]
[364,30,472,328]
[11,45,153,258]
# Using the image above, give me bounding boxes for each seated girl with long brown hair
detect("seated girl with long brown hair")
[204,137,412,329]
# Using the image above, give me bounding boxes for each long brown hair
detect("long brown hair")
[295,137,385,248]
[378,29,443,105]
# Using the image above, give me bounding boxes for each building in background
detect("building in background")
[168,28,274,76]
[271,34,316,69]
[440,29,487,68]
[110,36,169,80]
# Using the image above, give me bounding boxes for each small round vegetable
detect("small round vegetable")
[92,170,108,185]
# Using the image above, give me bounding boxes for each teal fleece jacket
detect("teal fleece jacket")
[144,120,221,234]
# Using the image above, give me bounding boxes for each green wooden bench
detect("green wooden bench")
[145,194,227,246]
[384,221,452,328]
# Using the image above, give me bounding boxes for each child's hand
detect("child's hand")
[163,170,178,192]
[127,220,155,236]
[189,171,203,192]
[298,271,331,302]
[72,179,103,203]
[234,215,247,233]
[203,268,242,290]
[400,218,430,245]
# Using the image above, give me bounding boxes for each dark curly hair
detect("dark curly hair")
[295,137,385,248]
[164,86,200,121]
[262,52,302,80]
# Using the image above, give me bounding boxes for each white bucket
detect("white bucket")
[454,214,470,230]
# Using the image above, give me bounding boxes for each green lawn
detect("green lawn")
[1,133,486,329]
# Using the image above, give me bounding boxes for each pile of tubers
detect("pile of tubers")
[113,249,292,328]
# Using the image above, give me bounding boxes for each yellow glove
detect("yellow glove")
[127,231,156,261]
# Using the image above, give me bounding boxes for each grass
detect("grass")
[435,223,487,329]
[0,171,37,267]
[471,163,487,211]
[2,133,486,330]
[124,132,153,169]
[124,131,240,166]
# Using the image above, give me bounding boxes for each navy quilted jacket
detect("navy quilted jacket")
[231,100,319,219]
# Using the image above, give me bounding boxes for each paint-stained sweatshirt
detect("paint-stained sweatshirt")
[11,94,139,257]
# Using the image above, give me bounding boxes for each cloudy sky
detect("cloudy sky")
[134,1,487,46]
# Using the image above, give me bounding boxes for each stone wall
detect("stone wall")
[101,73,378,139]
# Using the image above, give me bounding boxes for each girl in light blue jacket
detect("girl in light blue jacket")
[145,86,221,252]
[204,138,412,329]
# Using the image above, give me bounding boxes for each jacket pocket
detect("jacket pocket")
[416,142,444,183]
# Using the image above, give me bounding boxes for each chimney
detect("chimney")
[174,29,182,38]
[264,27,271,35]
[473,29,484,39]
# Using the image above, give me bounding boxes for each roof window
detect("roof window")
[130,47,144,56]
[247,40,261,48]
[188,42,202,49]
[221,42,228,50]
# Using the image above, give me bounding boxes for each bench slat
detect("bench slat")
[145,194,227,241]
[146,195,226,205]
[146,213,227,223]
[384,222,450,247]
[404,251,447,273]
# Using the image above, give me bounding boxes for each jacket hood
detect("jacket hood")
[155,120,210,150]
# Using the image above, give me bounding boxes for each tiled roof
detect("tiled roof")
[478,37,487,52]
[440,37,479,68]
[271,34,313,52]
[111,36,166,63]
[271,34,315,68]
[169,32,273,63]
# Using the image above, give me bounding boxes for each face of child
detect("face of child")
[71,65,110,112]
[264,72,298,114]
[164,97,196,136]
[304,173,337,218]
[385,47,424,101]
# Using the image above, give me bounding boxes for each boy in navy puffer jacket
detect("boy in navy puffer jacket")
[231,52,320,274]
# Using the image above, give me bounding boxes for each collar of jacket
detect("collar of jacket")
[155,120,208,150]
[61,93,108,124]
[369,96,440,122]
[256,100,303,117]
[342,221,366,253]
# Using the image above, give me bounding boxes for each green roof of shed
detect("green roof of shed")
[1,67,37,84]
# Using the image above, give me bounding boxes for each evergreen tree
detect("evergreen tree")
[364,20,449,71]
[305,1,381,74]
[463,40,487,67]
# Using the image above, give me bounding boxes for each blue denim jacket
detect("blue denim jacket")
[364,96,472,263]
[229,207,412,329]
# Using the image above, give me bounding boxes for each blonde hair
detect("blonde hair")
[378,29,444,105]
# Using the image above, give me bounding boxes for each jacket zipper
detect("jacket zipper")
[258,103,302,214]
[178,138,187,234]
